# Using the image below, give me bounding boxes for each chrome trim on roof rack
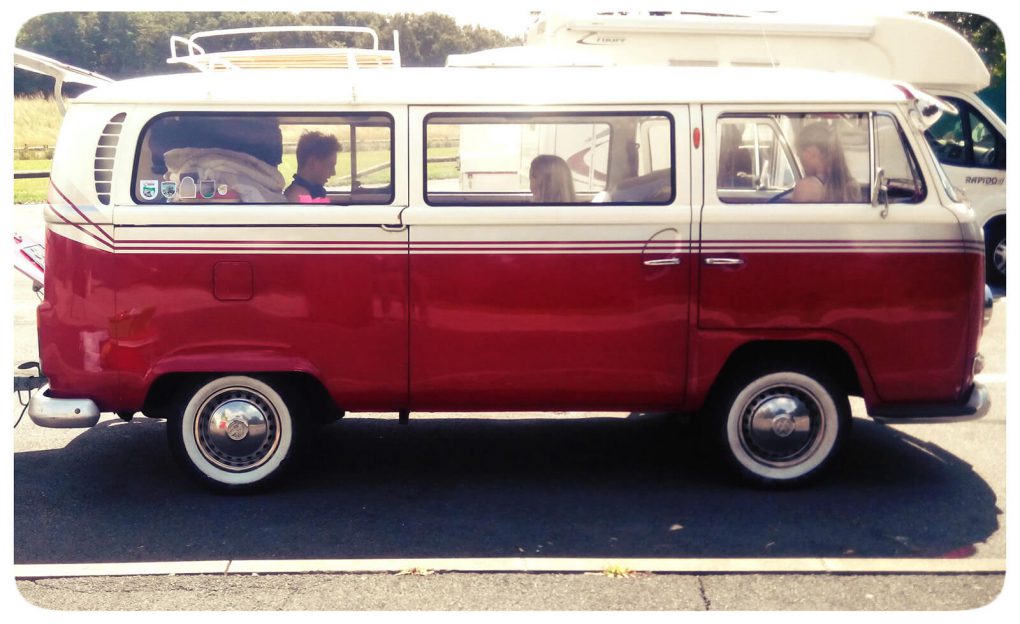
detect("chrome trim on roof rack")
[167,26,400,72]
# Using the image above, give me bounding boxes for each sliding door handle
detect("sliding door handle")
[644,257,682,267]
[704,257,745,266]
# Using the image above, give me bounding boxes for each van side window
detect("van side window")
[133,113,394,205]
[717,113,872,204]
[424,112,674,206]
[716,118,797,202]
[925,97,1005,169]
[875,113,927,203]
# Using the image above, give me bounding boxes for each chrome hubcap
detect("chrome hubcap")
[740,386,824,467]
[994,238,1006,274]
[195,388,280,472]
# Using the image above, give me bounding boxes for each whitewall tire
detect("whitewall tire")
[168,375,296,492]
[717,368,849,485]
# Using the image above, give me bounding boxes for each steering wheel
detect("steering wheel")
[767,188,795,203]
[943,144,964,161]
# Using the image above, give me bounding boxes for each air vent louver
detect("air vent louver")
[94,113,125,205]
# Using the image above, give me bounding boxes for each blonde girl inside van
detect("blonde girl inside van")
[791,122,861,203]
[529,154,576,203]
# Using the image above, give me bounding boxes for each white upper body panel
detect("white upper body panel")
[73,66,910,108]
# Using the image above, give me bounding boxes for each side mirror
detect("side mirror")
[871,167,889,219]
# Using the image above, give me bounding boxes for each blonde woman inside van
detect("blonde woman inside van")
[791,122,861,203]
[529,154,576,203]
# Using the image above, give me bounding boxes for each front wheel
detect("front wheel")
[713,367,850,486]
[167,375,297,492]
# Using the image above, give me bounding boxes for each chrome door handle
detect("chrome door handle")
[704,257,745,266]
[644,257,681,266]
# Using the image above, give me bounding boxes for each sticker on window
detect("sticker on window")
[138,180,158,200]
[178,176,197,199]
[160,180,177,199]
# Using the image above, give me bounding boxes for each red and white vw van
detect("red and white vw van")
[27,32,990,491]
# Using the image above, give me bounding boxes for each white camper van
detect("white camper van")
[449,12,1007,285]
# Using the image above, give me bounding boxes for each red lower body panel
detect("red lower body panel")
[38,230,118,403]
[408,252,690,411]
[697,251,982,406]
[39,233,980,416]
[42,239,408,412]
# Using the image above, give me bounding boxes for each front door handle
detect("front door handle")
[704,257,745,266]
[644,257,682,267]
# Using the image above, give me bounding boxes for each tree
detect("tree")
[14,11,522,94]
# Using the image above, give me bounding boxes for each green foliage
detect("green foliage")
[13,95,62,149]
[13,177,50,204]
[426,146,460,180]
[13,159,52,204]
[14,11,522,94]
[12,96,57,201]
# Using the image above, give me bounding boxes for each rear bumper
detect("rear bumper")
[28,384,101,428]
[870,383,990,424]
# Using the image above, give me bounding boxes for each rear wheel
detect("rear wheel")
[713,366,850,486]
[167,375,297,492]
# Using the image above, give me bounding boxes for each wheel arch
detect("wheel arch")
[983,212,1006,231]
[707,339,865,407]
[142,370,337,423]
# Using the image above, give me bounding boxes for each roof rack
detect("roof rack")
[168,26,400,72]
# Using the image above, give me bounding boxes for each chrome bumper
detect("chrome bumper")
[871,383,990,425]
[28,385,101,428]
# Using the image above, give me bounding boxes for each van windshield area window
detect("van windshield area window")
[925,97,1006,169]
[717,113,925,205]
[424,112,674,206]
[874,113,928,203]
[133,113,394,205]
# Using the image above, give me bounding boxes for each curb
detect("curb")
[14,557,1006,578]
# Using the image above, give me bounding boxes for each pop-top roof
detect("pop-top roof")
[520,12,990,93]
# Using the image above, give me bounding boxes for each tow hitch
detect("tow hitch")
[14,362,48,428]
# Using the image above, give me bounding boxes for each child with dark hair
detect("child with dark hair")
[285,131,341,202]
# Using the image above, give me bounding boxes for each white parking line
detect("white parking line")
[13,557,1005,578]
